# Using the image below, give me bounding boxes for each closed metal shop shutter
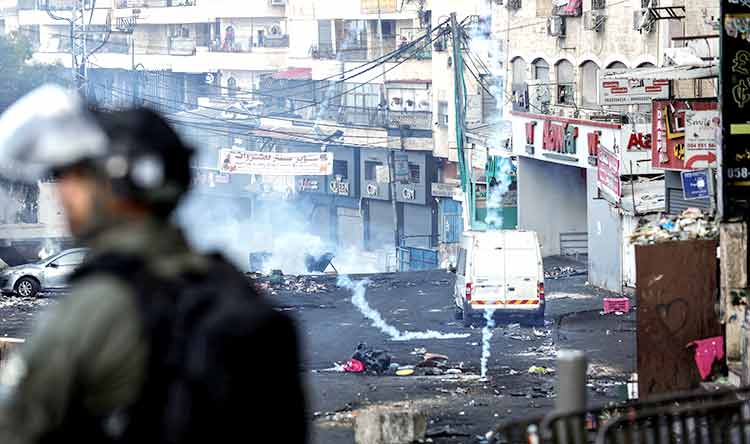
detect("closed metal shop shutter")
[337,207,364,250]
[666,188,710,215]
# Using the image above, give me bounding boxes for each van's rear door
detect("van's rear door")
[504,233,540,309]
[470,233,506,308]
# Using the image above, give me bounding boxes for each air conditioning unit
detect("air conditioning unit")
[633,9,654,33]
[270,0,286,6]
[592,0,606,10]
[548,16,566,37]
[583,11,606,32]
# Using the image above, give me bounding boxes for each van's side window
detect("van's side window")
[457,248,466,276]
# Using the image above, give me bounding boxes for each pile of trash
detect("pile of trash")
[629,208,718,245]
[251,270,332,295]
[544,266,584,280]
[324,344,466,377]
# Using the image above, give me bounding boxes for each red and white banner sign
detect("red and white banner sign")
[597,146,621,202]
[599,77,669,105]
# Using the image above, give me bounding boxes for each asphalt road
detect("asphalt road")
[0,256,635,444]
[272,257,636,444]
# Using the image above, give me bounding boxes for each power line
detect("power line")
[38,18,449,99]
[100,83,399,148]
[88,27,443,122]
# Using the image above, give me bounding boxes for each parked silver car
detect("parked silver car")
[0,248,89,298]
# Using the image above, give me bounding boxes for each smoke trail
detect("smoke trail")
[484,157,514,228]
[338,275,470,341]
[480,309,496,378]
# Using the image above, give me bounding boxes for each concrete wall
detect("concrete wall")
[586,168,622,292]
[517,156,587,257]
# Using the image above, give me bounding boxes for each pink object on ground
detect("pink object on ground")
[603,298,630,314]
[687,337,724,380]
[343,358,365,373]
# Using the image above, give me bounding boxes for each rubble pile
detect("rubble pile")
[544,266,584,280]
[250,271,333,295]
[629,208,718,245]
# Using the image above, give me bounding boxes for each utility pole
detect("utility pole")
[450,13,472,230]
[378,0,400,250]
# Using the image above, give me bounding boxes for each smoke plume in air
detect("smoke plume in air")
[338,275,469,341]
[480,309,496,378]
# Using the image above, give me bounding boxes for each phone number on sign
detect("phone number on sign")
[728,168,750,179]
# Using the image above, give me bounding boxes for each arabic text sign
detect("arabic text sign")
[597,146,621,202]
[684,110,720,169]
[219,150,333,176]
[600,77,669,105]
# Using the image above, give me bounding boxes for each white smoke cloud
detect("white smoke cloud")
[338,275,470,341]
[175,190,383,275]
[480,309,496,378]
[0,188,22,225]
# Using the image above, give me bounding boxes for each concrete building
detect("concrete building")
[492,0,717,292]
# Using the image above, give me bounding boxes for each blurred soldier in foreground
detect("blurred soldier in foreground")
[0,85,307,443]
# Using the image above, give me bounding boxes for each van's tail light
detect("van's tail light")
[465,283,473,302]
[537,282,545,302]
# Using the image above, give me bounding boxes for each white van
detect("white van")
[452,230,545,326]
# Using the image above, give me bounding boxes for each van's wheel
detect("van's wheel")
[15,277,40,298]
[462,300,473,327]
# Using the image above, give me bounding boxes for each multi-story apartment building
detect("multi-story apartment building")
[493,0,719,291]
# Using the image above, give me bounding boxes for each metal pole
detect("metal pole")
[379,0,400,249]
[555,350,588,444]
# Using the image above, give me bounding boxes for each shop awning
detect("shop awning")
[271,68,312,81]
[601,63,718,81]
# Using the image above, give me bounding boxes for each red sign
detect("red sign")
[597,146,621,201]
[588,131,601,157]
[525,121,536,145]
[627,132,652,151]
[542,120,578,154]
[651,99,719,170]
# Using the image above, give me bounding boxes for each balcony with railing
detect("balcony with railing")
[208,34,289,53]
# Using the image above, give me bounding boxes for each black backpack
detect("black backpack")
[54,252,308,444]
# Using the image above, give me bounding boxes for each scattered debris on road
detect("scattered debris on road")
[544,266,585,280]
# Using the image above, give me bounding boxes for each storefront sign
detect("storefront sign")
[402,187,416,201]
[329,178,350,196]
[651,100,719,171]
[542,120,578,160]
[627,132,652,151]
[432,182,459,198]
[600,77,669,105]
[597,146,621,202]
[297,178,320,192]
[684,110,720,169]
[218,149,333,176]
[721,0,750,217]
[682,170,711,200]
[622,125,657,175]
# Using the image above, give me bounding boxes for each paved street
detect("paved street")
[0,257,635,443]
[273,256,635,443]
